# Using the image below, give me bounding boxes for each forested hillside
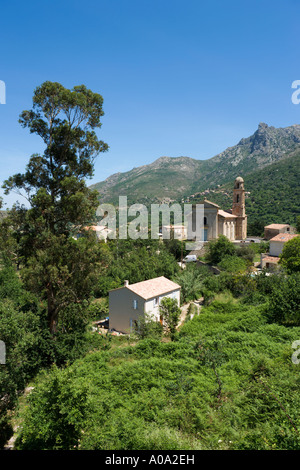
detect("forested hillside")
[190,152,300,233]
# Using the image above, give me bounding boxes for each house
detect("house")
[76,225,114,243]
[264,224,292,240]
[186,177,247,242]
[269,233,299,257]
[162,224,187,240]
[109,276,181,334]
[261,233,299,269]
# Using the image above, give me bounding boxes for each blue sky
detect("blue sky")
[0,0,300,207]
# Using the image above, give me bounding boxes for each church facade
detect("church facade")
[187,176,247,242]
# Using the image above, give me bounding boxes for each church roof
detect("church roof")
[218,209,237,218]
[200,198,220,208]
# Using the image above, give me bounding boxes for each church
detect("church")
[187,176,247,242]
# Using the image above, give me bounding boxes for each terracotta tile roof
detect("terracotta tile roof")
[218,209,237,218]
[270,233,299,243]
[126,276,181,300]
[265,224,290,229]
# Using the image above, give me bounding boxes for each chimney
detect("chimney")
[124,280,129,287]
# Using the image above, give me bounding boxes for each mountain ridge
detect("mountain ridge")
[90,122,300,206]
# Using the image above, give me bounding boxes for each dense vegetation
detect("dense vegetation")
[1,233,299,450]
[0,82,299,451]
[191,153,300,235]
[11,270,300,451]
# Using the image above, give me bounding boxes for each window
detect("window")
[133,299,138,310]
[153,297,159,307]
[236,194,240,203]
[204,216,207,226]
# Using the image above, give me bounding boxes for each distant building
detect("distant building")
[162,224,187,240]
[109,277,181,334]
[76,225,114,243]
[261,233,299,269]
[264,224,292,240]
[187,176,247,241]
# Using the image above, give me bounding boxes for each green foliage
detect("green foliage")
[218,255,248,273]
[173,264,209,303]
[15,293,300,450]
[279,236,300,273]
[133,313,163,341]
[2,81,108,334]
[159,297,181,340]
[265,273,300,326]
[205,235,236,265]
[15,365,90,450]
[95,239,180,297]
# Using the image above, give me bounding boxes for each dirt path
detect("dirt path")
[178,297,204,328]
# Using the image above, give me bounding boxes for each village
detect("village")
[91,177,299,337]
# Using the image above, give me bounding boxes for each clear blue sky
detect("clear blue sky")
[0,0,300,207]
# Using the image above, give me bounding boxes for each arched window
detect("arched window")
[204,216,207,226]
[236,194,239,203]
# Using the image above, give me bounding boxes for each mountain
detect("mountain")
[90,122,300,207]
[190,151,300,228]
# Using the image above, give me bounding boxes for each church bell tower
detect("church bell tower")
[232,176,247,240]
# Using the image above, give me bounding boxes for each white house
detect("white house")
[261,233,299,269]
[162,224,187,240]
[109,276,181,334]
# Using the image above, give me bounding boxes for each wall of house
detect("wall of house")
[109,288,181,334]
[144,289,181,322]
[264,226,290,240]
[269,241,284,257]
[109,288,145,334]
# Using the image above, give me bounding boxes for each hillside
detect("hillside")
[90,122,300,206]
[190,152,300,228]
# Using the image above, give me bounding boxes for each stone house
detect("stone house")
[264,224,292,241]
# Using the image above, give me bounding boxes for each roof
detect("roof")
[119,276,181,300]
[269,233,299,243]
[193,198,220,208]
[218,209,237,218]
[265,224,290,229]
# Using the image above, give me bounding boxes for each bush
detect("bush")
[205,235,236,265]
[218,255,248,273]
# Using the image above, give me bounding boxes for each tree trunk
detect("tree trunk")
[47,284,58,335]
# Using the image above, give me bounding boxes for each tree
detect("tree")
[205,235,236,265]
[2,82,108,334]
[266,273,300,326]
[159,297,181,340]
[279,236,300,274]
[296,216,300,234]
[133,312,163,340]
